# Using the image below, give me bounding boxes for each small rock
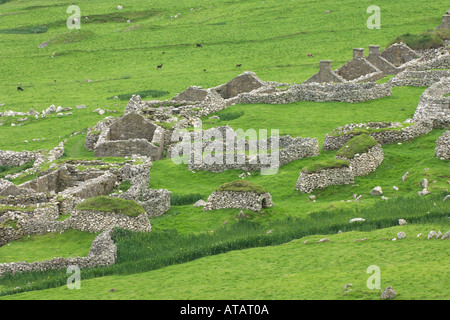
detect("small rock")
[397,232,406,239]
[380,286,396,300]
[309,195,316,201]
[393,186,398,191]
[317,238,330,244]
[427,230,437,240]
[343,283,352,290]
[349,218,365,223]
[370,186,383,196]
[193,199,206,207]
[398,219,407,226]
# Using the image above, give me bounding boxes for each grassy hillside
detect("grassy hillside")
[2,223,449,300]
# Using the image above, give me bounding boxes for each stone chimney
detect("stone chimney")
[319,60,332,73]
[440,14,450,29]
[353,48,365,59]
[368,45,380,58]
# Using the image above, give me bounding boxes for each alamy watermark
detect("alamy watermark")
[170,121,280,175]
[67,5,81,30]
[67,265,81,289]
[367,5,381,29]
[366,265,381,289]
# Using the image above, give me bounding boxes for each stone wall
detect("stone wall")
[336,144,384,177]
[0,230,117,277]
[19,165,106,194]
[322,120,433,150]
[388,70,450,87]
[413,77,450,128]
[295,166,354,193]
[235,82,393,104]
[59,170,118,200]
[68,210,152,233]
[169,129,320,173]
[435,130,450,160]
[203,191,273,212]
[138,189,171,217]
[0,150,38,167]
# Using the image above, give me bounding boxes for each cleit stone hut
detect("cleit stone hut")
[203,180,273,212]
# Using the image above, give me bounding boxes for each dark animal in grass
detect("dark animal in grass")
[236,64,242,68]
[307,53,314,57]
[17,86,24,91]
[196,44,202,48]
[157,64,163,70]
[162,51,165,54]
[203,69,207,72]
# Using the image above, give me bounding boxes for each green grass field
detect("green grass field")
[0,0,449,300]
[2,223,449,300]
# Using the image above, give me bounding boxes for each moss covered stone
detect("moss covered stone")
[301,159,350,174]
[216,180,267,195]
[75,196,145,217]
[336,134,378,159]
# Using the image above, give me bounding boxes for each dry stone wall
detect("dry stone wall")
[413,77,450,128]
[295,167,354,193]
[435,130,450,160]
[235,82,393,104]
[322,120,433,151]
[203,191,273,212]
[0,230,117,277]
[388,70,450,87]
[336,144,384,177]
[68,210,152,233]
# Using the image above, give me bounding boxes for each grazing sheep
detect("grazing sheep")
[196,44,203,48]
[157,64,163,69]
[307,53,314,57]
[17,86,24,91]
[236,64,242,68]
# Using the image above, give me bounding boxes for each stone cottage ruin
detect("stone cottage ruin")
[92,112,165,160]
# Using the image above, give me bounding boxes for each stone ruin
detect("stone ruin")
[203,184,273,212]
[305,43,418,84]
[335,48,384,83]
[0,229,117,277]
[167,125,320,173]
[0,157,171,249]
[335,143,384,177]
[304,60,346,84]
[322,120,433,151]
[91,112,165,160]
[295,165,354,194]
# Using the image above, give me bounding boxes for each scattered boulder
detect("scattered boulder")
[427,230,438,239]
[397,231,406,239]
[317,238,330,244]
[380,286,396,300]
[370,186,383,196]
[193,199,206,207]
[349,218,366,223]
[398,219,407,226]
